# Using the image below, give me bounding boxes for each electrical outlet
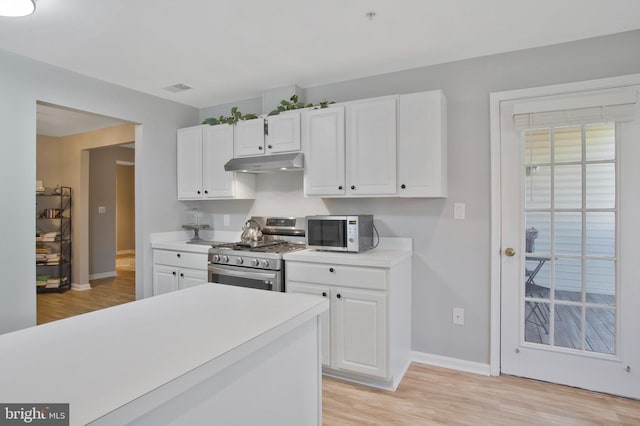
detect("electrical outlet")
[223,214,230,227]
[453,308,465,325]
[98,206,106,214]
[454,203,466,220]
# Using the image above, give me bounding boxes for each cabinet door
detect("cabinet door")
[398,90,447,197]
[202,124,234,198]
[233,118,265,157]
[333,287,387,378]
[266,111,301,154]
[287,281,332,366]
[153,264,179,295]
[177,126,203,199]
[179,268,209,290]
[346,97,397,195]
[302,107,346,196]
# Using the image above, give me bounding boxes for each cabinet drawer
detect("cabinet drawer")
[153,250,207,270]
[286,262,386,290]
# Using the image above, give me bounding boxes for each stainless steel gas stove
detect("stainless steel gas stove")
[208,217,306,292]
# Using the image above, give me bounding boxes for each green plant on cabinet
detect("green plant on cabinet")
[201,95,335,125]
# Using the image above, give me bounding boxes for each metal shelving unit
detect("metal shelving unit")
[36,186,72,293]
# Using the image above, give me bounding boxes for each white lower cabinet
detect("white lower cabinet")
[286,258,410,390]
[286,282,332,366]
[333,287,387,377]
[287,282,387,377]
[152,249,208,296]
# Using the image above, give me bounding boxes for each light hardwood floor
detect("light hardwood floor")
[37,259,136,325]
[324,364,640,425]
[36,267,639,424]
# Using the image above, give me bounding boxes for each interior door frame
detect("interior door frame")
[488,72,640,376]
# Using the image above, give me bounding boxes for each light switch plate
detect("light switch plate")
[453,308,465,325]
[454,203,466,220]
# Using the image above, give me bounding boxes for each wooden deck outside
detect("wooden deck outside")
[525,286,615,354]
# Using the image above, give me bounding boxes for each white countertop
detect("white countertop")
[150,240,217,253]
[0,285,328,425]
[150,233,413,267]
[150,230,241,253]
[284,243,412,268]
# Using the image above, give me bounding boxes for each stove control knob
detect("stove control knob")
[221,255,229,263]
[213,254,221,262]
[261,259,270,268]
[250,258,259,267]
[236,257,244,265]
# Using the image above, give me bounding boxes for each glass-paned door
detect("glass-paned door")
[499,86,640,399]
[523,124,617,354]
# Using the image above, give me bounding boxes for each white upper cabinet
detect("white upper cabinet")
[302,90,447,198]
[346,96,398,196]
[177,125,255,200]
[179,89,446,200]
[233,118,266,157]
[302,106,346,196]
[265,111,301,154]
[397,90,447,197]
[202,124,254,199]
[202,124,233,198]
[302,97,398,197]
[233,113,302,157]
[177,126,204,199]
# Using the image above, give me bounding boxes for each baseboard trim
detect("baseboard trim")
[322,368,395,391]
[90,271,117,280]
[71,283,92,291]
[117,250,135,255]
[411,351,491,376]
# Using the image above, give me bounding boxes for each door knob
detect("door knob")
[504,247,516,257]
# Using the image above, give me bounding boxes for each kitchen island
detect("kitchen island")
[0,285,328,425]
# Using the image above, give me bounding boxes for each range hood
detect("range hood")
[224,152,304,173]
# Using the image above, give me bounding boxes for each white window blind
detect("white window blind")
[513,88,638,130]
[524,123,617,295]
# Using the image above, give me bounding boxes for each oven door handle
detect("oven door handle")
[209,265,276,281]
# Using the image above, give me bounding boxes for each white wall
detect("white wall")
[194,30,640,364]
[0,49,198,334]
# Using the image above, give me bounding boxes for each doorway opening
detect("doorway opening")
[35,102,138,324]
[115,159,136,280]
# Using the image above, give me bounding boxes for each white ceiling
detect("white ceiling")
[36,102,131,137]
[3,0,640,109]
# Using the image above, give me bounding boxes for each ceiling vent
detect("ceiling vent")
[164,83,192,93]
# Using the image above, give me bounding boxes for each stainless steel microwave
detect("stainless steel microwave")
[305,215,374,253]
